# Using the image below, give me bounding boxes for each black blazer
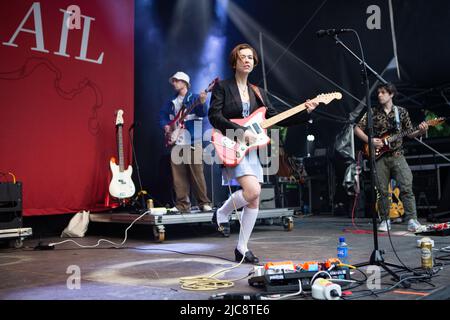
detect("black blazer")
[208,78,311,134]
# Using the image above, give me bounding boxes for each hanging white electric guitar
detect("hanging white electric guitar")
[109,109,136,199]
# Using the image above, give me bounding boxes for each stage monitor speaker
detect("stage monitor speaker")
[0,182,23,229]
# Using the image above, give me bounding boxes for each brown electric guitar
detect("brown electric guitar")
[363,117,445,160]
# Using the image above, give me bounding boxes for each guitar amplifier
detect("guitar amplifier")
[0,182,23,229]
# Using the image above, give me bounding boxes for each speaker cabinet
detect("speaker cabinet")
[411,168,441,209]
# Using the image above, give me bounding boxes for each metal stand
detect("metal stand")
[128,124,150,211]
[330,31,410,286]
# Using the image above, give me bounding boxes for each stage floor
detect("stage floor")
[1,214,450,301]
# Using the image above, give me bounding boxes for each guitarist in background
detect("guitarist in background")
[354,83,428,233]
[208,44,318,263]
[159,71,212,213]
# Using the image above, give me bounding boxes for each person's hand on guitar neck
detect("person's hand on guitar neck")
[416,121,429,136]
[305,99,319,113]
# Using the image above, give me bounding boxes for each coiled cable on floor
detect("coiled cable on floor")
[178,172,250,291]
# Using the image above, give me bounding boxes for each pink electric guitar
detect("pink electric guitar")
[211,92,342,167]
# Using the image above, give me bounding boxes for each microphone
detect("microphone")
[316,29,351,38]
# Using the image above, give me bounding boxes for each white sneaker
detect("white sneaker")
[407,219,426,233]
[201,205,212,212]
[378,219,391,232]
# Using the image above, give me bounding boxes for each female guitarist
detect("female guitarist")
[208,44,318,263]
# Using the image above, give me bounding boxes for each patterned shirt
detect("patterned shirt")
[357,105,413,152]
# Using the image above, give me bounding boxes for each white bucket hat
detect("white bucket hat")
[169,71,190,87]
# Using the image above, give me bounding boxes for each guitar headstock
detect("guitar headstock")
[426,117,445,127]
[115,109,124,126]
[206,77,220,92]
[313,92,343,105]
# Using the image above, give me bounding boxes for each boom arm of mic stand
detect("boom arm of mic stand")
[333,35,387,85]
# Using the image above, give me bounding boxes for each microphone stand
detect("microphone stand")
[333,35,387,85]
[331,32,410,286]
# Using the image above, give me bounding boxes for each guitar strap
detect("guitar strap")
[393,105,401,132]
[176,93,193,125]
[249,84,266,106]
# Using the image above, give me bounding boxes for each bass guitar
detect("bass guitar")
[212,92,342,167]
[363,117,445,160]
[109,109,136,199]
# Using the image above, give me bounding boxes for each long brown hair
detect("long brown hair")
[229,43,259,70]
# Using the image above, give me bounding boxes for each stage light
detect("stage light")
[216,0,229,26]
[307,134,315,157]
[192,0,228,97]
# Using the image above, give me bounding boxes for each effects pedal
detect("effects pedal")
[248,258,350,293]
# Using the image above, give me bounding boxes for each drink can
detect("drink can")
[421,241,433,269]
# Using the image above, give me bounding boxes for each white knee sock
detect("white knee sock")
[237,206,259,254]
[217,189,248,224]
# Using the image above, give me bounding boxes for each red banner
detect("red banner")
[0,0,134,215]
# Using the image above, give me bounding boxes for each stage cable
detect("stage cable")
[178,170,250,291]
[47,210,150,248]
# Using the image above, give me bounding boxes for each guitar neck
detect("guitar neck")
[117,125,125,172]
[388,125,420,143]
[261,103,307,129]
[181,100,200,120]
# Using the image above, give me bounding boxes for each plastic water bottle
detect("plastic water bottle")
[337,237,349,265]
